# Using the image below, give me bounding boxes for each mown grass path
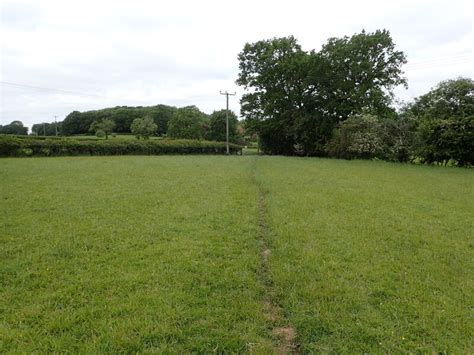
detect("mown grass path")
[250,157,299,354]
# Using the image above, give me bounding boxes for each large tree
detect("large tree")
[207,109,239,143]
[89,119,115,139]
[130,116,158,139]
[237,36,308,154]
[409,77,474,166]
[167,106,208,140]
[237,30,407,155]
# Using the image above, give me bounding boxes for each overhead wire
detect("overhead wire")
[1,53,471,104]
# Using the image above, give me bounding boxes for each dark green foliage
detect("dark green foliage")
[418,115,474,166]
[207,109,239,142]
[31,122,61,136]
[0,121,28,135]
[61,110,90,135]
[409,78,474,166]
[61,105,177,135]
[237,30,407,155]
[153,105,178,135]
[378,117,418,162]
[237,36,306,155]
[0,135,23,156]
[315,29,407,120]
[0,135,241,157]
[130,116,158,139]
[95,129,106,138]
[167,106,208,140]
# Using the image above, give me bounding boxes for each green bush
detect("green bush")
[0,136,242,157]
[327,114,383,160]
[0,136,23,156]
[417,115,474,166]
[95,129,106,138]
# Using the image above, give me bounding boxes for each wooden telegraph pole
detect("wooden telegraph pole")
[219,91,236,154]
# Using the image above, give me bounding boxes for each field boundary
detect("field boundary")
[251,157,299,354]
[0,135,242,157]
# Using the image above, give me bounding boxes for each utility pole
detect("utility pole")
[43,122,46,136]
[54,115,58,136]
[219,91,236,154]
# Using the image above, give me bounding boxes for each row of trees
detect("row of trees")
[26,104,241,143]
[167,106,240,142]
[61,104,177,136]
[0,121,28,135]
[327,78,473,165]
[237,30,473,165]
[84,105,241,142]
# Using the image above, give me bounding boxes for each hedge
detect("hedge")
[0,136,242,157]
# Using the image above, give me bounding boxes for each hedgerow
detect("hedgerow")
[0,135,242,157]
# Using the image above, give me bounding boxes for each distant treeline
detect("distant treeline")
[28,105,243,144]
[0,121,28,135]
[45,104,177,136]
[31,122,61,136]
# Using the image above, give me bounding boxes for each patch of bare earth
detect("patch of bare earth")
[273,327,297,354]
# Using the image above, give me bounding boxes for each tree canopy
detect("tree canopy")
[408,77,474,166]
[31,122,61,136]
[409,77,474,119]
[89,119,116,139]
[207,109,239,143]
[237,30,407,155]
[61,104,177,136]
[130,116,158,139]
[167,106,208,140]
[0,121,28,135]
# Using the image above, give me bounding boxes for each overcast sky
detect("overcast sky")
[1,0,472,129]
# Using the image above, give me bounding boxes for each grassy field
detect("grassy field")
[256,158,473,353]
[1,156,472,352]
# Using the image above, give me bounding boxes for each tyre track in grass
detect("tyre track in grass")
[251,157,298,354]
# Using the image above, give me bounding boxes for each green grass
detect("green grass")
[1,156,472,352]
[0,156,272,352]
[255,157,473,353]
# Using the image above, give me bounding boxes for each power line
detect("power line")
[0,81,152,105]
[404,57,471,69]
[405,54,471,66]
[0,81,108,98]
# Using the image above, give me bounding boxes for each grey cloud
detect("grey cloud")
[1,0,472,129]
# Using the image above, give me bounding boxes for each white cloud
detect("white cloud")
[1,0,472,128]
